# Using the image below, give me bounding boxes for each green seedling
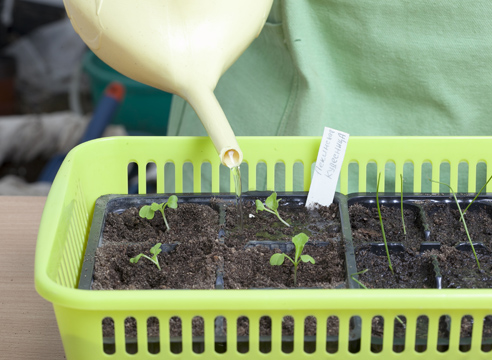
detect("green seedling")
[255,192,290,227]
[377,172,394,274]
[462,175,492,216]
[350,269,405,328]
[130,243,162,270]
[400,174,407,235]
[139,195,178,231]
[350,269,370,289]
[429,179,481,270]
[270,233,315,287]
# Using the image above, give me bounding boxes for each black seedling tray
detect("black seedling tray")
[78,193,230,290]
[79,192,351,289]
[80,192,492,352]
[79,192,353,352]
[227,192,357,289]
[347,193,492,350]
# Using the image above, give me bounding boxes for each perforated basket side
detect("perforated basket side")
[340,136,491,194]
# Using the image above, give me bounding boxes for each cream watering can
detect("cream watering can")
[63,0,273,168]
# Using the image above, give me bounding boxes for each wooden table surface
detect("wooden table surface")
[0,196,66,359]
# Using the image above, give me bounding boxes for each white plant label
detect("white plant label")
[306,127,349,208]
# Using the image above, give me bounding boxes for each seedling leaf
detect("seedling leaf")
[350,269,369,289]
[150,202,161,211]
[292,232,309,260]
[265,192,278,211]
[255,192,290,227]
[167,195,178,209]
[270,253,286,266]
[463,175,492,216]
[139,205,156,220]
[130,254,144,264]
[255,200,265,212]
[150,243,162,257]
[400,174,407,235]
[292,232,309,248]
[300,254,315,264]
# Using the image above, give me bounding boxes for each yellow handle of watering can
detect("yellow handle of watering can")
[63,0,273,167]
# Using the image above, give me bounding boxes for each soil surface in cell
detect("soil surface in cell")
[349,203,426,252]
[435,245,492,289]
[223,241,346,289]
[354,247,437,289]
[102,203,220,244]
[94,203,222,290]
[224,199,341,247]
[351,200,492,288]
[423,202,492,250]
[93,239,222,290]
[348,198,492,347]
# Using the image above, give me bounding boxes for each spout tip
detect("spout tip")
[221,148,243,168]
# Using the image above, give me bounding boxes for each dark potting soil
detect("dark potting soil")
[349,204,425,252]
[223,241,345,289]
[350,200,492,289]
[93,200,346,338]
[424,202,492,250]
[354,247,436,289]
[351,200,492,342]
[102,203,220,244]
[224,200,341,247]
[435,245,492,289]
[92,239,221,290]
[94,203,222,291]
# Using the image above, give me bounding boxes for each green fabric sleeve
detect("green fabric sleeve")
[169,0,492,138]
[167,0,492,191]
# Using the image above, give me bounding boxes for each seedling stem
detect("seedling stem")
[377,172,394,274]
[462,175,492,216]
[429,179,481,270]
[400,174,407,235]
[350,269,369,289]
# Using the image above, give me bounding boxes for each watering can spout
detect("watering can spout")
[184,87,242,167]
[63,0,273,167]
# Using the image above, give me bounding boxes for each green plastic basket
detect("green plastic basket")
[35,136,492,359]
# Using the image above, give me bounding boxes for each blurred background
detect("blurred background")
[0,0,173,195]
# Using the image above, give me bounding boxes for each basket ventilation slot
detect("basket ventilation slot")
[126,160,490,195]
[96,313,492,356]
[56,183,89,287]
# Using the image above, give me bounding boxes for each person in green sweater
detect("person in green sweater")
[167,0,492,192]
